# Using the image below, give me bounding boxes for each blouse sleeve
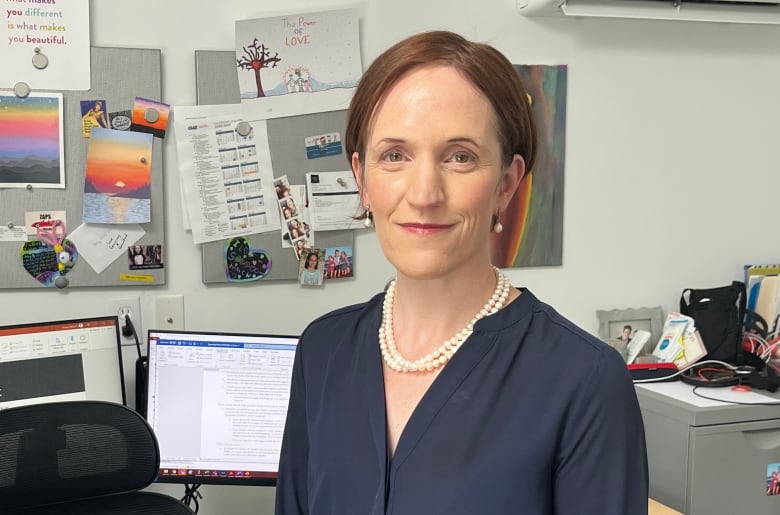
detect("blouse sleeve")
[274,342,309,515]
[553,349,649,515]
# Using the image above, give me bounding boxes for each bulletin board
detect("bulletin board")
[195,50,355,283]
[0,47,165,289]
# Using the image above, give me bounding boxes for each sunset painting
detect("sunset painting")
[130,96,170,138]
[83,127,153,224]
[0,92,64,188]
[490,65,567,268]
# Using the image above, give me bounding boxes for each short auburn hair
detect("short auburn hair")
[346,30,537,173]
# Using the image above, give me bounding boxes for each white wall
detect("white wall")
[4,0,780,512]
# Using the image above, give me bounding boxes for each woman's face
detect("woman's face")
[353,65,523,280]
[307,254,318,269]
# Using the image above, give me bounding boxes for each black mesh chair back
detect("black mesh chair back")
[0,400,194,514]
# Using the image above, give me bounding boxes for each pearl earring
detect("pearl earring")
[363,208,373,228]
[492,214,503,233]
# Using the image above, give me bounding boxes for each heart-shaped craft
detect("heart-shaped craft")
[20,239,78,287]
[224,237,271,282]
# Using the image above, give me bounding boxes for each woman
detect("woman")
[276,31,648,515]
[129,245,145,266]
[300,252,321,285]
[337,249,351,277]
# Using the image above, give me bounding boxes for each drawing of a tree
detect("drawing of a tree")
[237,38,282,98]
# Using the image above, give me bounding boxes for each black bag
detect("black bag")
[679,281,746,364]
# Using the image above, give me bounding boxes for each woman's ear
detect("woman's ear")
[351,152,370,206]
[497,154,526,210]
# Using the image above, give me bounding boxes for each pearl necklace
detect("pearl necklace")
[379,267,511,373]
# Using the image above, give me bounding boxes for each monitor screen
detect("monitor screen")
[145,329,298,486]
[0,316,126,410]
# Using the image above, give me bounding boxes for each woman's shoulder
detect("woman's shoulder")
[296,292,384,361]
[501,289,626,370]
[304,292,383,333]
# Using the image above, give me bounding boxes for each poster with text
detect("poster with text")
[234,8,361,117]
[1,0,91,90]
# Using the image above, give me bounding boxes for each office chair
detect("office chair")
[0,400,195,514]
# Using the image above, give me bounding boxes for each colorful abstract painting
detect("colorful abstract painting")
[0,92,64,188]
[491,65,567,268]
[83,127,152,224]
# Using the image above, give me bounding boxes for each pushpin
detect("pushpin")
[7,222,14,229]
[13,82,30,98]
[235,121,252,137]
[144,108,160,124]
[140,157,148,164]
[32,47,49,70]
[26,184,32,191]
[54,276,69,289]
[337,178,346,187]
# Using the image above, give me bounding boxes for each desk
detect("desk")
[637,382,780,515]
[649,498,681,514]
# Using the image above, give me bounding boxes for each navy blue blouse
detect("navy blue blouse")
[275,289,648,515]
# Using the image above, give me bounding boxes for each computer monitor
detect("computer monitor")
[0,316,126,410]
[145,329,298,486]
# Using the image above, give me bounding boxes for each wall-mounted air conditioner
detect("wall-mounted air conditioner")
[517,0,780,24]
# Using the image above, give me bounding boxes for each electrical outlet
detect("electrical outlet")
[109,296,142,346]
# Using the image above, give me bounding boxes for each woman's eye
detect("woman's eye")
[381,150,404,162]
[452,152,475,164]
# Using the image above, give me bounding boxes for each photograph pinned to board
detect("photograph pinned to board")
[0,91,64,188]
[299,247,325,286]
[128,244,163,270]
[83,127,152,224]
[597,306,664,362]
[292,235,311,260]
[81,99,109,137]
[491,64,567,268]
[278,183,313,248]
[323,245,352,280]
[234,7,362,116]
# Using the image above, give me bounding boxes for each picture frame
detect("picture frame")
[596,306,665,359]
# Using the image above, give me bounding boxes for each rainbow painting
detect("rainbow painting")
[491,65,567,268]
[83,127,153,224]
[0,92,64,188]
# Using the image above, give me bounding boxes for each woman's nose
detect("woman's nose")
[405,156,445,208]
